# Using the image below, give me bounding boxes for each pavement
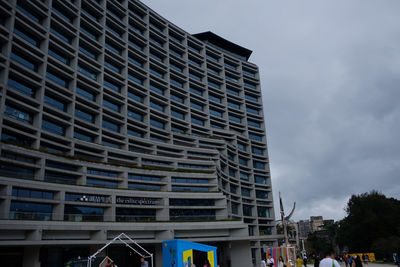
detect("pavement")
[305,263,398,267]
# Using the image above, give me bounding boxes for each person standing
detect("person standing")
[267,254,275,267]
[261,256,267,267]
[312,253,319,267]
[140,257,149,267]
[278,256,286,267]
[303,256,308,267]
[319,250,340,267]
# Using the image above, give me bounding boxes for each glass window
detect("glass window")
[169,48,182,58]
[226,88,239,96]
[44,95,66,111]
[242,205,252,217]
[52,6,73,23]
[76,87,95,101]
[4,105,32,124]
[252,147,264,155]
[103,79,121,92]
[226,75,238,83]
[10,201,52,221]
[239,157,248,166]
[44,171,77,184]
[150,84,164,95]
[237,143,246,151]
[42,120,65,136]
[16,3,40,23]
[64,205,104,221]
[10,52,37,71]
[128,183,161,191]
[249,134,262,141]
[257,207,270,217]
[105,42,121,55]
[243,69,256,77]
[150,68,164,79]
[248,120,261,128]
[170,79,183,88]
[171,94,184,103]
[169,199,214,206]
[150,119,165,129]
[149,52,163,62]
[246,107,259,115]
[190,102,203,111]
[128,56,143,67]
[253,161,265,170]
[228,102,240,109]
[48,48,69,64]
[256,190,268,199]
[12,188,53,199]
[128,74,143,85]
[170,63,183,73]
[171,110,184,120]
[129,40,144,51]
[104,61,121,74]
[244,82,257,89]
[208,95,221,103]
[171,177,208,184]
[128,92,143,103]
[190,87,203,96]
[127,110,143,121]
[128,174,161,182]
[229,115,241,123]
[231,202,239,214]
[170,209,215,221]
[189,72,202,81]
[224,62,237,70]
[103,99,120,112]
[128,129,143,137]
[80,26,98,40]
[46,71,68,88]
[209,109,222,117]
[241,188,251,197]
[116,208,156,222]
[240,172,249,181]
[255,175,267,184]
[14,28,39,47]
[79,46,97,59]
[245,94,258,102]
[191,117,204,126]
[78,65,97,80]
[74,131,93,142]
[208,81,220,89]
[207,54,219,62]
[75,108,94,123]
[86,178,118,188]
[102,119,120,132]
[8,78,35,97]
[50,27,72,44]
[1,151,35,164]
[188,58,201,67]
[0,163,34,179]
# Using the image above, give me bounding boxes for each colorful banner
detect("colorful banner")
[265,247,296,267]
[346,253,375,262]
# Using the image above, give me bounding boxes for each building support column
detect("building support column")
[23,246,41,267]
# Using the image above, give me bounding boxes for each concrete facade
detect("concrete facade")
[0,0,277,266]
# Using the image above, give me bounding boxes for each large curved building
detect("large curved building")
[0,0,278,266]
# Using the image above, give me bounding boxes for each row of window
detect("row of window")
[8,201,217,221]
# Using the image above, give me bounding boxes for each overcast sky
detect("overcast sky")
[145,0,400,221]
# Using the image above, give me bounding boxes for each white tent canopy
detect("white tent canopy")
[87,233,153,267]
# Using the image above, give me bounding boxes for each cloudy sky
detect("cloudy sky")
[145,0,400,221]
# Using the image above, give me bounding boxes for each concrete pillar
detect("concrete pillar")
[229,240,252,267]
[155,243,163,267]
[23,246,41,267]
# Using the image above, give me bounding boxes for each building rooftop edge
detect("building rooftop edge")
[192,31,253,61]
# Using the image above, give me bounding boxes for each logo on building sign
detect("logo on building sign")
[79,195,112,203]
[116,196,157,205]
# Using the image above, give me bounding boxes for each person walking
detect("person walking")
[319,250,340,267]
[354,256,363,267]
[278,256,286,267]
[343,255,348,267]
[296,256,303,267]
[312,253,319,267]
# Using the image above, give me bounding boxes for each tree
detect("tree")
[336,191,400,255]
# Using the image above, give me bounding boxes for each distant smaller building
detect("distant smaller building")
[297,216,334,239]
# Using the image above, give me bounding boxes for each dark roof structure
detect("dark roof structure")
[192,31,253,61]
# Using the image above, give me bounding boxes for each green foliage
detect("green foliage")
[336,191,400,254]
[306,232,331,254]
